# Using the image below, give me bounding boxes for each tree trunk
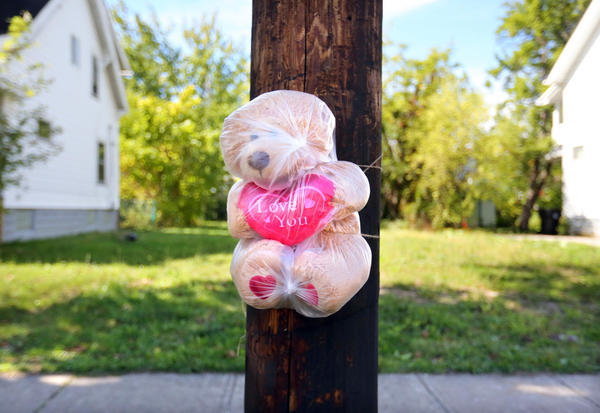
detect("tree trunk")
[518,157,553,232]
[245,1,382,412]
[0,196,3,244]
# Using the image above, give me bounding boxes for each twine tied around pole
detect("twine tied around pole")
[356,154,382,240]
[357,153,383,173]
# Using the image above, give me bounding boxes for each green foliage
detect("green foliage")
[382,46,491,228]
[492,0,590,98]
[113,3,248,226]
[478,114,531,225]
[120,86,227,225]
[0,13,60,195]
[490,0,591,230]
[112,7,181,100]
[120,199,157,230]
[382,1,591,230]
[1,224,598,373]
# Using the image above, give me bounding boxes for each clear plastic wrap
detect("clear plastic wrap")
[220,90,372,317]
[230,230,371,318]
[226,161,369,245]
[221,90,337,190]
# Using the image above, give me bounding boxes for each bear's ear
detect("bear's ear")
[220,116,248,177]
[259,90,336,155]
[303,95,335,157]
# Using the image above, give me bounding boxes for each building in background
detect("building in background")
[467,200,497,229]
[537,0,600,237]
[0,0,129,242]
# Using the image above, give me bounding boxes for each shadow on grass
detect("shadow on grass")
[0,280,246,373]
[2,278,599,374]
[378,284,600,373]
[379,245,600,373]
[0,226,238,265]
[465,262,600,304]
[384,260,600,305]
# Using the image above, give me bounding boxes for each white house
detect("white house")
[0,0,129,242]
[537,0,600,237]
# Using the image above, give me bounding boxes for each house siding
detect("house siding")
[1,0,126,242]
[553,26,600,236]
[2,0,121,212]
[2,209,118,242]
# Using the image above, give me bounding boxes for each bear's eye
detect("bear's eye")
[250,134,259,141]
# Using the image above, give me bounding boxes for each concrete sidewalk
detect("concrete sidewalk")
[503,233,600,247]
[1,373,599,413]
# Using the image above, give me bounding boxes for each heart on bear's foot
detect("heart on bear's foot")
[297,283,319,306]
[248,275,319,307]
[249,275,277,300]
[238,174,335,246]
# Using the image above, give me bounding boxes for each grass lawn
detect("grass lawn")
[1,221,598,374]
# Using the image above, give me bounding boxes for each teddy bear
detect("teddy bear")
[220,90,372,317]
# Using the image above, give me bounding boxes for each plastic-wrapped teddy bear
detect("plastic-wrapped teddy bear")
[220,90,372,318]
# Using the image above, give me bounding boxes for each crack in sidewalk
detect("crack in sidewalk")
[221,373,238,413]
[32,376,73,413]
[551,375,600,410]
[416,374,453,413]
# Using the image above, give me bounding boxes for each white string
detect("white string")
[358,154,383,172]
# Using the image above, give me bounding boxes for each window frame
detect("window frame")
[37,118,51,138]
[97,141,106,184]
[92,55,99,97]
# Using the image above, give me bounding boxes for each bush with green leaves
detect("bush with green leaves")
[113,4,248,226]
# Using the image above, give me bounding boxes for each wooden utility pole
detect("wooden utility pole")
[246,1,382,412]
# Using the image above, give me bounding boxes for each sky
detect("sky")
[110,0,509,105]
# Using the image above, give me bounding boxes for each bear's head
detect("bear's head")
[220,90,335,190]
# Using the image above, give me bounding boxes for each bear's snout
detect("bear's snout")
[248,151,270,171]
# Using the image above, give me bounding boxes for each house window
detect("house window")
[38,119,51,138]
[92,55,99,97]
[573,145,583,160]
[98,142,105,183]
[70,35,79,65]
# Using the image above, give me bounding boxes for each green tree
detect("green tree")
[491,0,591,231]
[112,3,181,99]
[0,13,59,199]
[382,47,454,221]
[382,46,490,228]
[412,79,490,228]
[113,5,248,226]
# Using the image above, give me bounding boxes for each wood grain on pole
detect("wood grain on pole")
[246,1,382,412]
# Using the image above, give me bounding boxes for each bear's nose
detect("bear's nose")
[248,151,270,171]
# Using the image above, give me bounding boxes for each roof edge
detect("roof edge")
[87,0,129,112]
[537,0,600,106]
[22,0,129,113]
[536,83,562,106]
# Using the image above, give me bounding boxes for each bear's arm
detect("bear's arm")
[227,180,258,239]
[322,211,361,234]
[312,161,370,219]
